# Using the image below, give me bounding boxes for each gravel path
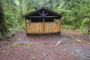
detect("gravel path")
[0,30,90,60]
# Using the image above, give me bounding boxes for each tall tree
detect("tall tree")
[0,0,8,36]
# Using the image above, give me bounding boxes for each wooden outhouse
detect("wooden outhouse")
[23,7,62,36]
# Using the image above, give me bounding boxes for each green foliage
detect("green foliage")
[0,0,9,37]
[58,0,90,30]
[1,0,90,33]
[62,25,75,29]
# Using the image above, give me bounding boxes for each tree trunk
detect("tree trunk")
[0,0,8,36]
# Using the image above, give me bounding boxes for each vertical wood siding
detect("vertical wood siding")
[27,23,43,33]
[26,22,61,34]
[44,22,60,33]
[89,21,90,32]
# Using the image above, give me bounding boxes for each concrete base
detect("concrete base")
[26,32,61,36]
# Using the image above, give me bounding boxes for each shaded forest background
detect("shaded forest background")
[0,0,90,37]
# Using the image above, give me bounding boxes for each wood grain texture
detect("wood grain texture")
[89,21,90,32]
[25,20,28,33]
[26,22,61,34]
[27,23,43,33]
[45,22,60,33]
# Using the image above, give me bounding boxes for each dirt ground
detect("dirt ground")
[0,30,90,60]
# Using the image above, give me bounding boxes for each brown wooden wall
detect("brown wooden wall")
[89,21,90,32]
[26,21,61,34]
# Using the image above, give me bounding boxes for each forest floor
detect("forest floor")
[0,29,90,60]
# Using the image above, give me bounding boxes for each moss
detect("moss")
[11,43,42,46]
[76,39,82,43]
[0,42,3,47]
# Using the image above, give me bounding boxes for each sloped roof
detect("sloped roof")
[23,7,62,19]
